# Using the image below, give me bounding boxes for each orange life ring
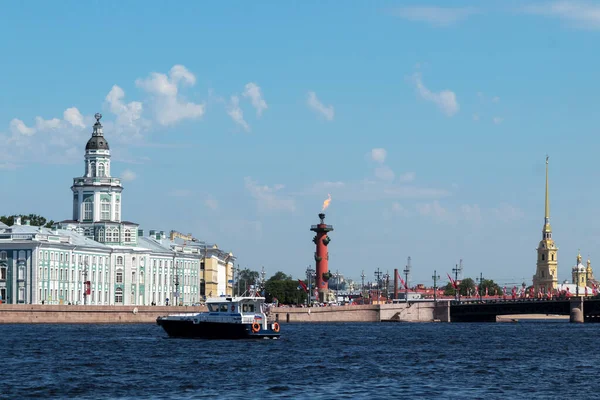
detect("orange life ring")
[272,322,280,333]
[251,321,261,333]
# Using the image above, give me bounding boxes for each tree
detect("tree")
[236,268,259,295]
[443,282,456,296]
[0,214,55,228]
[264,271,307,305]
[458,278,476,296]
[479,278,503,296]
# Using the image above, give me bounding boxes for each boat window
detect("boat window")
[248,304,255,313]
[242,304,248,313]
[207,304,218,312]
[220,304,228,312]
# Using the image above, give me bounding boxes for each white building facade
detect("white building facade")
[0,113,234,305]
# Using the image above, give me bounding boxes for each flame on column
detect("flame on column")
[322,194,332,211]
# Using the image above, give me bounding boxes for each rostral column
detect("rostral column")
[311,195,334,303]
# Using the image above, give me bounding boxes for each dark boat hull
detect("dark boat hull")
[156,317,281,339]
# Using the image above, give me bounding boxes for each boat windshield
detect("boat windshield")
[207,303,230,312]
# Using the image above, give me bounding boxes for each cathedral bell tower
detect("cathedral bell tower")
[533,156,558,293]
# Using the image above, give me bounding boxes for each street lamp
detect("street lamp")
[477,272,483,301]
[452,262,462,302]
[576,267,581,297]
[83,256,89,306]
[432,270,440,303]
[403,257,411,303]
[235,264,241,296]
[306,266,315,306]
[361,270,365,300]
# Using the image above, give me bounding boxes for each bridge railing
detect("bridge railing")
[451,297,574,305]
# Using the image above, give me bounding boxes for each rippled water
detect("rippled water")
[1,321,597,399]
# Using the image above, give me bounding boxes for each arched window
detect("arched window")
[132,257,136,268]
[90,162,96,177]
[115,198,120,221]
[0,265,6,280]
[124,229,131,242]
[115,288,123,304]
[98,163,105,177]
[83,200,93,221]
[101,199,110,220]
[140,271,144,285]
[98,228,105,243]
[552,254,555,261]
[116,256,123,266]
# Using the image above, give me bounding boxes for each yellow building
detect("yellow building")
[203,246,234,297]
[533,156,558,293]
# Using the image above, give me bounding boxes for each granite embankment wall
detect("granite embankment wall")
[0,305,207,324]
[273,301,451,323]
[0,301,451,324]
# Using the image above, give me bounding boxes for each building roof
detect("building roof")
[4,224,112,249]
[85,113,109,151]
[0,222,8,229]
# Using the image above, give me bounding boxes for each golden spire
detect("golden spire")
[543,155,552,234]
[577,249,582,264]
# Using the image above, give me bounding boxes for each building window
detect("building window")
[115,288,123,304]
[98,163,105,177]
[140,271,144,285]
[0,251,6,260]
[552,254,554,261]
[116,271,123,283]
[83,201,93,221]
[90,162,96,177]
[98,228,105,243]
[132,271,136,284]
[541,254,545,261]
[101,199,110,221]
[117,256,123,266]
[0,266,6,280]
[124,229,131,243]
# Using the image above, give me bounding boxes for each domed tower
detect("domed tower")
[533,156,558,293]
[572,251,587,293]
[586,257,595,283]
[63,113,138,244]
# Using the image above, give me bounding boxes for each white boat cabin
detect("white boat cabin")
[206,296,268,324]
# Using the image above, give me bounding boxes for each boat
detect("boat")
[156,296,281,339]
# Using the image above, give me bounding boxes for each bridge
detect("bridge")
[450,297,600,323]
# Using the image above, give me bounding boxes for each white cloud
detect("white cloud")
[391,6,478,27]
[370,148,387,163]
[121,169,137,181]
[135,65,205,125]
[523,2,600,30]
[493,116,504,124]
[491,96,500,103]
[398,172,416,183]
[205,195,219,210]
[412,73,459,116]
[310,179,449,202]
[9,119,35,136]
[374,166,395,182]
[390,202,410,217]
[35,117,61,131]
[417,200,450,220]
[492,203,525,221]
[105,85,145,137]
[461,204,482,224]
[64,107,86,128]
[227,95,250,132]
[242,83,268,117]
[307,91,334,121]
[244,177,296,212]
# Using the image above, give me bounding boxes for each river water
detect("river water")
[1,321,596,399]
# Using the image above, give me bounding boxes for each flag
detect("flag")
[399,276,408,290]
[298,279,308,293]
[485,287,489,297]
[447,273,457,289]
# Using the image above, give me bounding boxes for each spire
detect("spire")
[543,155,552,235]
[92,113,103,137]
[577,249,582,264]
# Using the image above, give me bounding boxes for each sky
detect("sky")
[2,0,600,288]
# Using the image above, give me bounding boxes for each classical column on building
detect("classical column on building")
[533,156,558,293]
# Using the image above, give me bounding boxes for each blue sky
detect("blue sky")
[2,1,600,287]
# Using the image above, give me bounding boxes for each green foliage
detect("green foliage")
[236,268,260,295]
[458,278,476,296]
[0,214,55,228]
[443,282,456,296]
[264,271,307,304]
[479,278,503,296]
